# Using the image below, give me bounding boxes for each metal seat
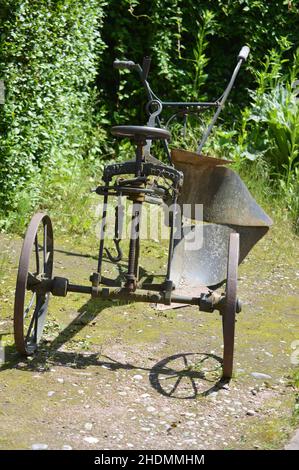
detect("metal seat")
[111,125,171,141]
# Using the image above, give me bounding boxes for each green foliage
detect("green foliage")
[292,368,299,419]
[233,43,299,231]
[1,1,299,232]
[39,159,102,237]
[0,0,107,220]
[241,40,299,167]
[100,0,299,117]
[248,85,299,169]
[182,10,217,100]
[279,169,299,233]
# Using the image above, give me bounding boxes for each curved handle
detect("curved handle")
[238,46,250,62]
[113,59,136,70]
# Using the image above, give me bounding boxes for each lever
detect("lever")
[104,197,124,263]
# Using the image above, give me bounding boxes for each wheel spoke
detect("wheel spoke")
[25,309,37,343]
[24,292,36,319]
[33,303,39,343]
[169,375,182,396]
[165,373,179,380]
[25,296,43,344]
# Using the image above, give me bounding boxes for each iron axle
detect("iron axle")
[28,275,237,313]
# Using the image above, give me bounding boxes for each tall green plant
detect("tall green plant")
[181,10,216,100]
[234,41,299,170]
[234,42,299,231]
[249,85,299,171]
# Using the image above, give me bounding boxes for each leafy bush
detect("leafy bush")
[236,43,299,230]
[0,1,299,232]
[248,84,299,169]
[100,0,299,121]
[0,0,106,224]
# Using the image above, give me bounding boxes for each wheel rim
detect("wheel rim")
[222,232,239,379]
[14,213,53,355]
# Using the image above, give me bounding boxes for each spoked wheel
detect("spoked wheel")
[14,213,53,356]
[222,232,239,379]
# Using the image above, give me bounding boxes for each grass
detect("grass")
[293,368,299,420]
[2,145,294,241]
[0,252,8,280]
[0,154,298,450]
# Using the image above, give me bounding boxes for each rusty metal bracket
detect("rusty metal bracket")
[199,291,241,314]
[51,277,68,297]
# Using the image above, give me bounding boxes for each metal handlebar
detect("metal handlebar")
[238,46,250,62]
[113,44,250,154]
[113,60,137,70]
[142,56,151,80]
[197,45,250,153]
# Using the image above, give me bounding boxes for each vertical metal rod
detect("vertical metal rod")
[166,194,178,280]
[33,306,39,343]
[197,59,243,154]
[34,235,40,275]
[134,235,140,280]
[97,192,108,274]
[43,223,47,275]
[135,140,144,176]
[127,203,142,279]
[156,116,172,164]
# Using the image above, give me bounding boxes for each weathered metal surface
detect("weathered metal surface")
[170,223,270,289]
[170,148,272,288]
[14,213,53,356]
[171,224,234,288]
[103,160,183,187]
[111,125,171,141]
[65,283,225,312]
[155,284,210,311]
[228,224,269,265]
[171,148,233,166]
[172,149,272,227]
[222,232,239,379]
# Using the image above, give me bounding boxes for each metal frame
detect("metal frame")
[113,46,250,157]
[12,49,255,380]
[13,133,240,378]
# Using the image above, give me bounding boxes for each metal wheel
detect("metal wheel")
[222,232,239,379]
[14,213,53,356]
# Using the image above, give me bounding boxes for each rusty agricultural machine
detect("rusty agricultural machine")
[13,46,272,379]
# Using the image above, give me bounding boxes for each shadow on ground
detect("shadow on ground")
[1,296,227,399]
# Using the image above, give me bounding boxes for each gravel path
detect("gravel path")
[0,219,298,450]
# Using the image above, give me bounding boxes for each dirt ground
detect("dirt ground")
[0,217,298,450]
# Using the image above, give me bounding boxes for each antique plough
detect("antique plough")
[13,47,272,379]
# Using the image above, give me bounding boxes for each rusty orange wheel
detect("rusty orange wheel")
[14,213,53,356]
